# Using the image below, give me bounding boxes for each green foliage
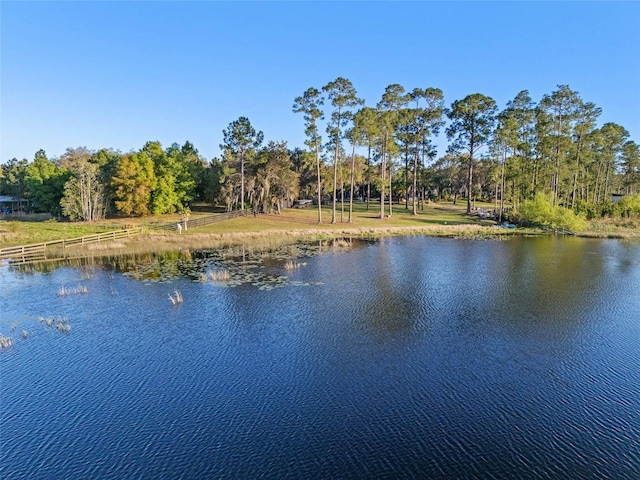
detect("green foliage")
[59,147,108,221]
[90,148,122,214]
[110,141,199,216]
[621,141,640,193]
[151,142,197,214]
[25,151,69,215]
[613,194,640,218]
[574,195,640,220]
[518,193,587,231]
[3,82,638,230]
[204,157,224,203]
[574,200,607,220]
[251,141,299,213]
[220,117,264,212]
[180,142,208,201]
[293,87,325,222]
[322,77,363,223]
[1,158,29,199]
[112,151,155,216]
[446,93,498,214]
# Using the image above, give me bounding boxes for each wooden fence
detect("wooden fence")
[155,211,245,231]
[0,227,143,265]
[1,212,246,265]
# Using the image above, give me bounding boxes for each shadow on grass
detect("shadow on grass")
[0,213,53,222]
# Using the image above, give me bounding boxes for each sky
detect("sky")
[1,1,639,164]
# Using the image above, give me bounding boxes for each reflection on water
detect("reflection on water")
[9,238,360,288]
[1,236,639,479]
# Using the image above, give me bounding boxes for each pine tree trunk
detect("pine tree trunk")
[349,142,355,223]
[315,141,322,224]
[412,147,418,215]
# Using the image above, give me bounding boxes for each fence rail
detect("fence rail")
[0,227,143,265]
[155,211,245,231]
[1,211,246,266]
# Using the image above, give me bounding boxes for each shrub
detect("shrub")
[613,194,640,218]
[518,193,553,225]
[574,200,604,220]
[518,193,587,232]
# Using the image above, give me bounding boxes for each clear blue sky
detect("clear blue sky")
[2,1,639,163]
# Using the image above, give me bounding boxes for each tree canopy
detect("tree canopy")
[1,81,637,225]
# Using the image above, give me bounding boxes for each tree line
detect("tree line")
[1,81,638,222]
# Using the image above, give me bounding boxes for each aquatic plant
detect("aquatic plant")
[196,272,208,283]
[332,238,351,247]
[168,290,183,305]
[57,285,88,296]
[284,260,306,270]
[56,318,72,332]
[208,270,231,281]
[0,335,14,349]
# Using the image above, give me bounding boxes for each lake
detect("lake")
[1,236,639,479]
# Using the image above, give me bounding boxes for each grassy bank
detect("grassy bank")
[1,200,637,254]
[0,201,505,247]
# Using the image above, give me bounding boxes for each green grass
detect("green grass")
[0,219,118,246]
[190,201,498,235]
[0,200,503,249]
[6,199,635,252]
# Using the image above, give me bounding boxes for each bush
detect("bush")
[574,200,605,220]
[518,193,587,232]
[613,194,640,218]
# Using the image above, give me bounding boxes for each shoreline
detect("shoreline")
[2,204,638,266]
[59,224,541,261]
[2,222,638,269]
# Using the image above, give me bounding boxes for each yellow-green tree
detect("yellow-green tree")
[112,151,156,216]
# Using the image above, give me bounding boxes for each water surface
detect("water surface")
[1,236,639,479]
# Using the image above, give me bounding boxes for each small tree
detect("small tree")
[59,147,107,221]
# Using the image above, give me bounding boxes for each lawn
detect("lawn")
[0,200,498,248]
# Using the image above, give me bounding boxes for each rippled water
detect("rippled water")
[1,236,639,479]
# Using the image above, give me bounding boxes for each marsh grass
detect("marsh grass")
[0,316,73,346]
[582,218,640,239]
[57,285,88,296]
[168,290,183,305]
[196,272,208,283]
[284,260,306,270]
[0,335,14,348]
[208,270,231,281]
[56,318,72,332]
[36,315,71,331]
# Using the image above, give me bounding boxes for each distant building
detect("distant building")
[611,193,625,204]
[0,196,29,214]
